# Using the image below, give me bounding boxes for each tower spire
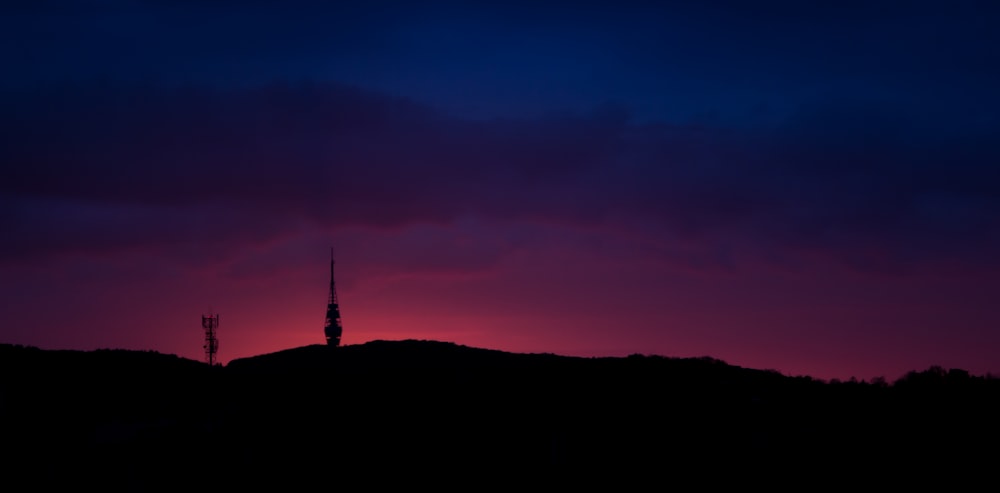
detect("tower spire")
[324,247,343,346]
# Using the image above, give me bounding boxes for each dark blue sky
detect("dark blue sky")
[2,0,999,381]
[8,1,998,122]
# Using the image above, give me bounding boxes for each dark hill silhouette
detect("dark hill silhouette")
[2,340,998,488]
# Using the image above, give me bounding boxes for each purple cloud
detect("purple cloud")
[2,82,998,275]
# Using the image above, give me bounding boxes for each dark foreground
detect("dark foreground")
[2,340,998,487]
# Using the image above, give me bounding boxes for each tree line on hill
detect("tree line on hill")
[1,340,997,487]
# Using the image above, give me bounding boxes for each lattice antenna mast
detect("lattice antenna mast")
[202,312,219,365]
[324,248,343,346]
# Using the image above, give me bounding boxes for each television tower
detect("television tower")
[324,248,343,346]
[202,312,219,365]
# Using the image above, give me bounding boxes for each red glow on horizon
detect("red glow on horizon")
[1,222,998,385]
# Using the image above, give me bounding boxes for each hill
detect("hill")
[2,340,998,487]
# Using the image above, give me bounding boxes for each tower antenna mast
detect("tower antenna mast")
[324,247,344,346]
[202,311,219,365]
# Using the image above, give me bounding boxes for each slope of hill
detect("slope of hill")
[1,340,998,487]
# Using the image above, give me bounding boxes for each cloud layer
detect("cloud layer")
[2,81,998,276]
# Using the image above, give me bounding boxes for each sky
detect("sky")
[2,0,999,382]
